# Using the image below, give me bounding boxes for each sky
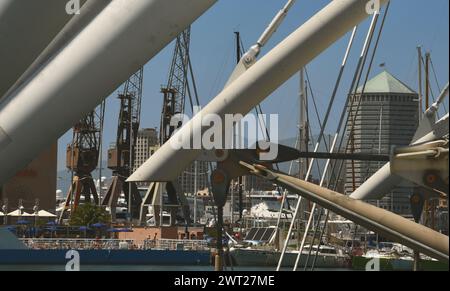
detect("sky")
[57,0,449,171]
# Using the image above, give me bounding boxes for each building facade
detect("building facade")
[345,71,419,216]
[133,128,209,195]
[133,128,159,173]
[1,144,57,213]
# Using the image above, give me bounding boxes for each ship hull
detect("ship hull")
[351,256,449,271]
[229,248,350,269]
[0,249,210,266]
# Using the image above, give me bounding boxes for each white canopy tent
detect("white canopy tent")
[56,206,70,213]
[7,210,33,217]
[33,210,57,218]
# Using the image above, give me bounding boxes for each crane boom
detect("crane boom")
[113,68,144,174]
[161,28,192,144]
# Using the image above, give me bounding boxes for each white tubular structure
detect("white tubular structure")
[0,0,217,186]
[349,163,401,200]
[257,0,296,48]
[240,163,449,262]
[225,0,296,87]
[426,83,449,118]
[0,0,85,99]
[4,0,111,99]
[129,0,389,183]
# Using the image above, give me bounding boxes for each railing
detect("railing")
[146,239,209,251]
[20,238,133,250]
[19,238,209,252]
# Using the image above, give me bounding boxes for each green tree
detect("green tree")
[69,203,110,226]
[35,217,48,228]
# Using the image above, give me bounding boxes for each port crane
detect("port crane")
[128,0,448,265]
[102,69,144,221]
[0,0,447,268]
[139,27,196,226]
[58,103,105,224]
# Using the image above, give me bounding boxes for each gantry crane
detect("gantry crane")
[140,27,196,226]
[160,28,192,143]
[102,69,144,221]
[58,103,105,224]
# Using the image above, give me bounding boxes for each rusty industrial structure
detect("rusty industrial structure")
[102,68,144,220]
[140,27,197,226]
[58,104,105,223]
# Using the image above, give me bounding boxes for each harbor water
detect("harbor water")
[0,265,352,271]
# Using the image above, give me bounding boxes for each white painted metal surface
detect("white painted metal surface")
[241,162,449,263]
[129,0,389,183]
[4,0,110,99]
[0,0,84,98]
[0,0,216,185]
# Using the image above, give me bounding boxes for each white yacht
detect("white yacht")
[230,244,350,269]
[247,191,298,219]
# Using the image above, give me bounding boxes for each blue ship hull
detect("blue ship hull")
[0,249,211,266]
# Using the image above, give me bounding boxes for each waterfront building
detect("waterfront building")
[345,71,419,216]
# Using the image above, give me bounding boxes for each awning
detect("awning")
[33,210,57,218]
[7,210,33,217]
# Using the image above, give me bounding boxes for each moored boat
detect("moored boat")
[0,227,210,266]
[229,245,351,269]
[351,249,449,271]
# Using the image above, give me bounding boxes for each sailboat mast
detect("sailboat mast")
[417,46,423,116]
[233,31,244,222]
[299,69,308,180]
[425,52,431,110]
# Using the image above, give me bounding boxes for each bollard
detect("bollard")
[215,254,222,271]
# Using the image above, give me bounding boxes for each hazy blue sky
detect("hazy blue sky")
[57,0,449,171]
